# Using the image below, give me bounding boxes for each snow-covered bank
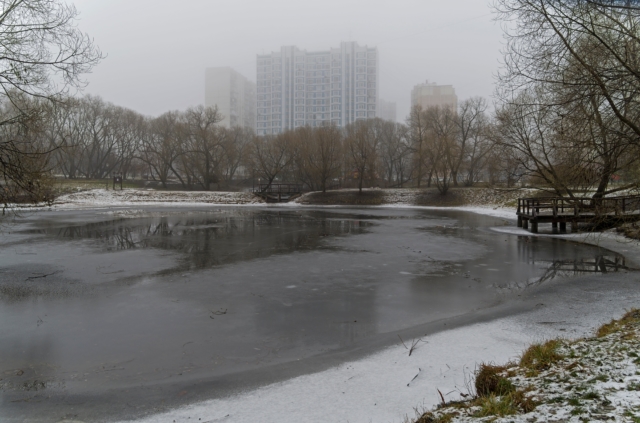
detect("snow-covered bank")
[50,189,265,208]
[420,311,640,423]
[43,188,519,221]
[113,283,640,423]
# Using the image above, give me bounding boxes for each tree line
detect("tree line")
[6,93,507,194]
[4,0,640,208]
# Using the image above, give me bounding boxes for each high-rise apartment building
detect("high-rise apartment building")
[378,99,397,122]
[205,67,256,129]
[411,80,457,111]
[256,42,379,136]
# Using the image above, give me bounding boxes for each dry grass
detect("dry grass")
[472,388,537,418]
[475,363,513,397]
[412,412,456,423]
[406,310,640,422]
[519,339,563,374]
[597,309,640,337]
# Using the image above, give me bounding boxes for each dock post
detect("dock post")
[552,221,558,234]
[523,219,529,230]
[517,216,523,228]
[560,222,567,233]
[531,220,538,233]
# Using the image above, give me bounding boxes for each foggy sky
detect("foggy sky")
[72,0,503,121]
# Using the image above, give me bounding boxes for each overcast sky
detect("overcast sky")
[72,0,504,121]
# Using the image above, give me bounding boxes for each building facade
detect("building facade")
[205,67,256,129]
[378,98,397,122]
[256,42,378,136]
[411,80,457,111]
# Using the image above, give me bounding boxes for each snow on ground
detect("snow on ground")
[113,291,640,423]
[424,312,640,423]
[52,189,265,208]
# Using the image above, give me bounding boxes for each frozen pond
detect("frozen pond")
[0,206,631,421]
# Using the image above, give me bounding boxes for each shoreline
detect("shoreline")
[5,189,639,423]
[111,270,640,423]
[82,197,637,422]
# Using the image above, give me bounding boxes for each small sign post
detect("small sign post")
[113,173,123,190]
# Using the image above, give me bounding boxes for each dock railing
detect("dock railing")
[516,194,640,233]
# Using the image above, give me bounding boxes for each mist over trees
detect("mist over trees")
[5,0,640,204]
[12,93,503,194]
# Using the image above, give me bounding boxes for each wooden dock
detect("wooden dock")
[253,183,303,203]
[517,195,640,233]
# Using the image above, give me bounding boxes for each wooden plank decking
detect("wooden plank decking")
[517,195,640,233]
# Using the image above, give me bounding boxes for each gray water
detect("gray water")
[0,206,630,421]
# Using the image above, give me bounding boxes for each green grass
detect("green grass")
[472,389,537,418]
[519,340,563,374]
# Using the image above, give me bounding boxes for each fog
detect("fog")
[72,0,502,121]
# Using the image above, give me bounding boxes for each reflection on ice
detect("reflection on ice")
[494,254,629,291]
[25,210,372,270]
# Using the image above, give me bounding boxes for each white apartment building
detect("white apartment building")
[205,67,256,129]
[411,80,458,111]
[256,42,379,135]
[378,98,397,122]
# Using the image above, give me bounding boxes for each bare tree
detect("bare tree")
[0,0,101,208]
[249,133,294,191]
[219,126,253,184]
[182,105,224,190]
[345,119,379,193]
[377,120,412,187]
[407,105,431,187]
[138,111,184,189]
[296,124,343,192]
[424,106,458,195]
[456,98,492,186]
[493,0,640,196]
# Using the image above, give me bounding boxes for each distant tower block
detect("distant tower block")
[205,67,256,130]
[411,80,457,111]
[256,42,379,136]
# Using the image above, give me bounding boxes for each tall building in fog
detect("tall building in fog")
[205,67,256,129]
[378,99,397,122]
[411,81,457,111]
[256,42,379,136]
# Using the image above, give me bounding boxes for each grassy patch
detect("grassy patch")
[412,412,455,423]
[53,177,141,193]
[475,363,514,397]
[519,339,563,373]
[597,309,640,337]
[473,389,536,418]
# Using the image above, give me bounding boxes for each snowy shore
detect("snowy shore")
[112,276,640,423]
[39,188,521,220]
